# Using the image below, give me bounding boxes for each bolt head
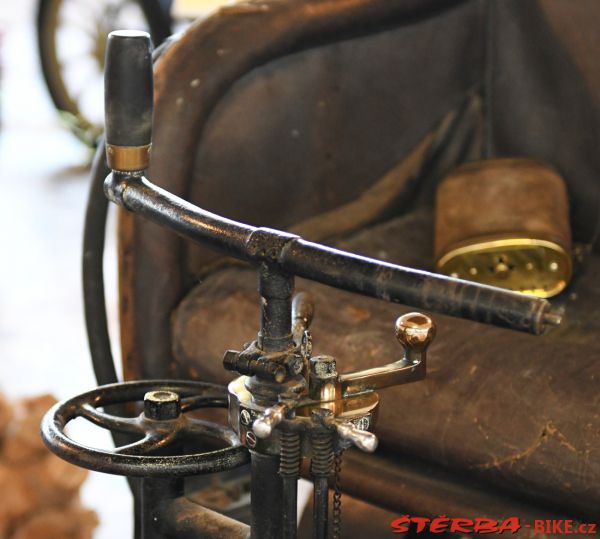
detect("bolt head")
[287,354,304,375]
[222,350,239,371]
[309,355,337,379]
[144,390,181,420]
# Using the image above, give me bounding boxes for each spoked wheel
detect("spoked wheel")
[36,0,169,147]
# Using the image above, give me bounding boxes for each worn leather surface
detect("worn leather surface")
[172,209,600,519]
[119,0,600,380]
[434,158,571,258]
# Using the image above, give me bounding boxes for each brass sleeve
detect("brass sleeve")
[106,144,151,172]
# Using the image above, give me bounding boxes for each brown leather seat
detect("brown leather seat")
[114,0,600,529]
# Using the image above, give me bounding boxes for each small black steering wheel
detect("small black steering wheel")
[41,380,249,477]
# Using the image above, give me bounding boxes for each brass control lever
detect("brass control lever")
[338,312,436,397]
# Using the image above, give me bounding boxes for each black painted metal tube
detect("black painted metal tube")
[282,476,299,539]
[280,239,551,335]
[84,148,118,386]
[250,452,284,539]
[258,264,294,352]
[312,477,329,539]
[160,498,250,539]
[109,173,553,335]
[84,148,142,505]
[114,174,254,257]
[141,477,183,539]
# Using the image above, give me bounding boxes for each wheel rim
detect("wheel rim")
[39,0,149,144]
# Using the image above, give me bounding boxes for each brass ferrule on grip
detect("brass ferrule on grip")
[106,144,152,172]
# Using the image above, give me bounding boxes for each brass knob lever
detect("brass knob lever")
[338,312,435,397]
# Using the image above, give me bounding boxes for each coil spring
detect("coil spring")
[279,430,301,477]
[332,451,344,539]
[310,430,334,477]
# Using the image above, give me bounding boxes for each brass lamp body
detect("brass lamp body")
[435,158,572,298]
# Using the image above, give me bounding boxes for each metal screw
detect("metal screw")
[246,431,257,448]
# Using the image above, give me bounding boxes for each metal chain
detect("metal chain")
[332,451,343,539]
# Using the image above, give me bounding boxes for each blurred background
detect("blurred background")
[0,1,228,537]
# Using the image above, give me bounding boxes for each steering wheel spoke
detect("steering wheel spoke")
[114,432,176,455]
[79,403,144,435]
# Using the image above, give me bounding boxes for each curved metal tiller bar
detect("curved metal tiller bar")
[107,173,556,336]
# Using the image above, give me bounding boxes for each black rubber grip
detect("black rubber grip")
[104,30,153,147]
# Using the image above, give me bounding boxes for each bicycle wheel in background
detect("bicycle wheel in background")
[36,0,171,147]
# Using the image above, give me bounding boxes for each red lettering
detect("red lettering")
[474,518,500,534]
[448,518,474,534]
[552,520,564,534]
[390,516,411,533]
[411,517,430,533]
[430,515,451,533]
[497,517,521,534]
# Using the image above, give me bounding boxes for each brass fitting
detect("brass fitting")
[106,143,151,172]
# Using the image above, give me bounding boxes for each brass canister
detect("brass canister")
[435,158,572,298]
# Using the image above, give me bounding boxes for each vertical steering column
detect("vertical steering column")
[250,263,296,539]
[258,263,294,353]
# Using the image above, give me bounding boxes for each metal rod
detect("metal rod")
[258,263,294,352]
[84,153,143,503]
[250,451,284,539]
[84,152,118,385]
[111,173,254,257]
[282,476,299,539]
[280,238,552,335]
[160,497,250,539]
[310,420,334,539]
[107,173,556,335]
[312,477,329,539]
[140,477,183,539]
